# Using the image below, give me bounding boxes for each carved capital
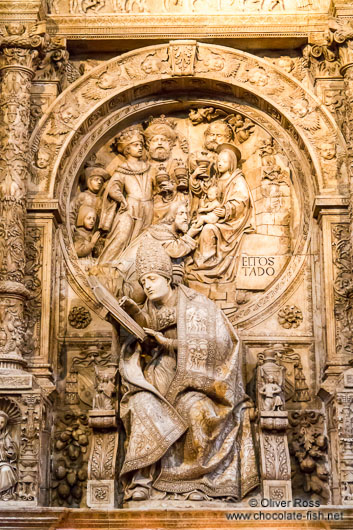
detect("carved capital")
[304,19,353,77]
[0,22,50,72]
[33,37,79,90]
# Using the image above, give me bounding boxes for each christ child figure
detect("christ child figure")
[193,186,221,229]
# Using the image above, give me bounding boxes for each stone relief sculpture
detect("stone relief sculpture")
[0,2,351,522]
[118,237,259,501]
[259,375,284,411]
[98,126,154,267]
[186,143,254,285]
[0,411,18,501]
[70,108,296,312]
[53,0,324,14]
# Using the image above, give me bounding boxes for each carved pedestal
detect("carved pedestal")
[0,387,51,507]
[259,411,292,502]
[256,349,292,501]
[87,365,119,509]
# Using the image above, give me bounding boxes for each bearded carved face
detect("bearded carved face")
[204,123,232,152]
[148,134,173,161]
[173,204,189,234]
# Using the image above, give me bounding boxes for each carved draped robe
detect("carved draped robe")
[186,168,254,284]
[119,285,259,498]
[0,429,18,496]
[98,161,154,267]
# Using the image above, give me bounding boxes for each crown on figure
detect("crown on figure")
[112,125,144,155]
[144,115,177,143]
[135,235,173,282]
[147,115,177,130]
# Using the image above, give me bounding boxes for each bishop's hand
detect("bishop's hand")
[119,296,141,317]
[143,327,171,348]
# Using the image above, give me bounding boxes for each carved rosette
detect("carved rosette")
[0,23,49,370]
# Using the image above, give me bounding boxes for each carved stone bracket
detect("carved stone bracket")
[87,363,119,508]
[256,347,292,501]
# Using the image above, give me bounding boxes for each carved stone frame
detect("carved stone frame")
[29,42,346,327]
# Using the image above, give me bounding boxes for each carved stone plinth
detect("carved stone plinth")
[262,480,292,503]
[88,410,117,429]
[259,412,292,502]
[88,406,119,508]
[87,479,115,509]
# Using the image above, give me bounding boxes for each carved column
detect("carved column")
[0,22,48,373]
[338,34,353,201]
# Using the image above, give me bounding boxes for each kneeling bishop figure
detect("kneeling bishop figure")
[119,236,259,501]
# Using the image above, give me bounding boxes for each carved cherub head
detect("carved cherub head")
[5,23,26,36]
[320,141,336,160]
[291,98,309,118]
[203,52,224,72]
[277,56,294,74]
[248,67,268,87]
[141,54,161,75]
[36,149,50,169]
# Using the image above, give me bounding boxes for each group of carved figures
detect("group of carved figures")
[71,115,254,301]
[67,114,298,503]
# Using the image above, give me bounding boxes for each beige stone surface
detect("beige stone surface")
[0,0,352,523]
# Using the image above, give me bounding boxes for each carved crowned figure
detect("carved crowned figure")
[144,116,189,222]
[119,236,258,501]
[98,126,154,267]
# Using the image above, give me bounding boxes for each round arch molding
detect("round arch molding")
[29,41,348,327]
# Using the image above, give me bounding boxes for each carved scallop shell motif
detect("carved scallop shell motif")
[0,397,22,424]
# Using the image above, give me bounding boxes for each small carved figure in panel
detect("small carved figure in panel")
[0,412,18,501]
[93,366,117,410]
[259,374,284,411]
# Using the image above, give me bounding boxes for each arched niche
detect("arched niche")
[29,42,347,327]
